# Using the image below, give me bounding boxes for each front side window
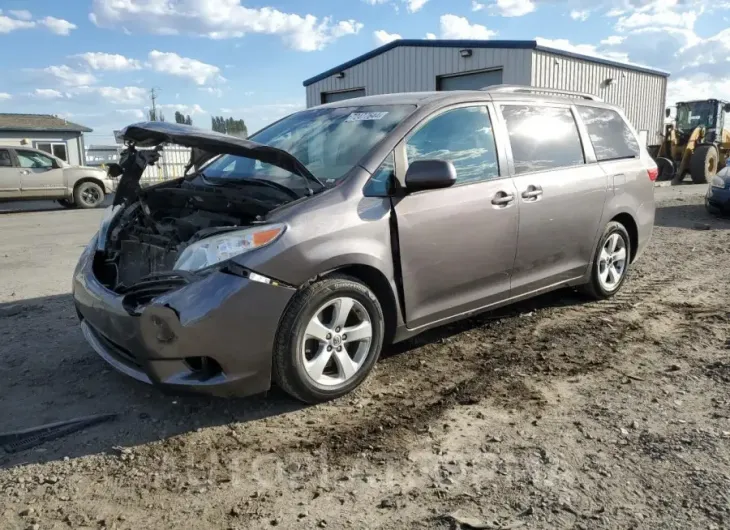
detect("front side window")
[0,149,11,167]
[406,106,499,184]
[201,105,415,193]
[577,107,640,162]
[16,150,54,169]
[501,105,585,175]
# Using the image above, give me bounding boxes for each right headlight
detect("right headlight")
[711,175,727,189]
[174,224,286,272]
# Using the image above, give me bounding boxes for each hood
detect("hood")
[120,121,322,188]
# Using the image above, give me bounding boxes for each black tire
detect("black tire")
[580,221,632,300]
[73,181,105,209]
[690,145,719,184]
[272,275,385,404]
[57,199,74,208]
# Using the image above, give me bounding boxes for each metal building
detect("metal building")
[303,39,669,145]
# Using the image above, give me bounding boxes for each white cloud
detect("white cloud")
[363,0,389,3]
[147,50,223,85]
[74,52,142,71]
[616,9,697,31]
[31,89,67,100]
[472,1,486,11]
[116,109,145,120]
[601,35,626,46]
[89,0,363,51]
[425,32,437,39]
[405,0,429,12]
[9,10,32,21]
[199,87,224,97]
[0,13,35,32]
[667,74,730,105]
[89,86,148,105]
[0,93,11,101]
[374,29,401,45]
[40,65,97,87]
[439,14,497,39]
[38,16,77,35]
[159,103,207,115]
[570,9,590,21]
[494,0,535,17]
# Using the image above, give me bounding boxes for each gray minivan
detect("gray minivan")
[73,85,657,403]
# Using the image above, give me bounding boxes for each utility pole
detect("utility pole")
[150,88,158,121]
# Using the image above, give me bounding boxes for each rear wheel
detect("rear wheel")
[690,145,718,184]
[73,181,105,209]
[581,221,631,300]
[272,275,384,404]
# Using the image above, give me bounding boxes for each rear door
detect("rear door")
[496,102,609,296]
[391,104,519,329]
[15,149,65,198]
[0,148,20,198]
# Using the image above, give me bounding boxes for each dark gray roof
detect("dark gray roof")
[0,113,92,133]
[303,39,670,87]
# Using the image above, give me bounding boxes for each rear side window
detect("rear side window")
[500,105,585,175]
[577,106,640,162]
[406,106,499,184]
[0,149,11,167]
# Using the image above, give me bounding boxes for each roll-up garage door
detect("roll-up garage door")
[321,88,366,104]
[437,69,503,91]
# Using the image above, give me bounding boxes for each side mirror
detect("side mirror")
[724,103,730,113]
[51,158,61,169]
[665,108,671,118]
[404,159,457,193]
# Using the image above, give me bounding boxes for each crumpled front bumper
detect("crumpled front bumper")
[72,244,295,397]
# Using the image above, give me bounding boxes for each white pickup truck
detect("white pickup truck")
[0,145,114,208]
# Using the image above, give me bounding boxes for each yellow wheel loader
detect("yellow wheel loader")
[650,99,730,184]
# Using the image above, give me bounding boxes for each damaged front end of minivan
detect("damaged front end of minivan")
[92,122,323,299]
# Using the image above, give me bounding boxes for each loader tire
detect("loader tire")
[690,145,718,184]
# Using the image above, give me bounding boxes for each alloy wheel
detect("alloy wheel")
[301,297,373,386]
[81,186,102,206]
[598,233,628,291]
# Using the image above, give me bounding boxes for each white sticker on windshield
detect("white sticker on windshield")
[346,112,389,122]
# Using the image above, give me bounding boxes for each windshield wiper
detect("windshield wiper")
[202,175,301,200]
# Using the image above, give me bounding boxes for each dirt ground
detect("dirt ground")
[1,186,729,530]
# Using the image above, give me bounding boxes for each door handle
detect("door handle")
[491,191,515,206]
[20,170,30,175]
[521,185,543,201]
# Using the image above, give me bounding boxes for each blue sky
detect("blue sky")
[1,0,728,144]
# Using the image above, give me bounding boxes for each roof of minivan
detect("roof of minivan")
[316,90,615,110]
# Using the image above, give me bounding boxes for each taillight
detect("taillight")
[647,167,658,181]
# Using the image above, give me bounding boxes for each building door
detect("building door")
[0,148,20,198]
[392,105,519,329]
[321,88,366,104]
[15,149,65,198]
[437,69,503,91]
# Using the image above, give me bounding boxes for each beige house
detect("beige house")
[0,113,92,166]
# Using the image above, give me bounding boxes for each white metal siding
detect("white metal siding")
[306,47,533,107]
[0,131,85,166]
[531,50,667,145]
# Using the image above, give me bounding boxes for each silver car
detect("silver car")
[0,146,114,208]
[74,85,657,403]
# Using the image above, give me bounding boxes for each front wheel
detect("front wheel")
[272,275,385,404]
[73,181,105,209]
[581,221,631,300]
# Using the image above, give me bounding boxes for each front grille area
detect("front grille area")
[120,272,192,315]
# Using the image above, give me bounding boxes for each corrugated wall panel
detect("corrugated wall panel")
[305,47,533,107]
[530,50,666,145]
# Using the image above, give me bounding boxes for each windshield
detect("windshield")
[201,104,415,191]
[676,101,717,131]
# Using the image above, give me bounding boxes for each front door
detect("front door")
[15,149,65,198]
[497,103,609,296]
[0,148,20,198]
[392,105,519,329]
